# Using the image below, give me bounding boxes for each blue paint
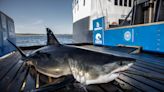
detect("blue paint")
[93,17,105,45]
[93,17,105,31]
[93,17,164,53]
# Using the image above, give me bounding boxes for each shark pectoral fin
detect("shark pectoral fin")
[111,63,134,73]
[7,39,27,58]
[46,28,61,46]
[85,73,119,85]
[84,63,134,85]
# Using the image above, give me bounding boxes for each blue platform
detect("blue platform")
[93,17,164,53]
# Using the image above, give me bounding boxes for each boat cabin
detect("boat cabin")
[0,11,16,56]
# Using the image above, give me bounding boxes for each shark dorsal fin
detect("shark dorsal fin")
[46,28,61,46]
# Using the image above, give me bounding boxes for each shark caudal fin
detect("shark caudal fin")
[46,28,61,46]
[7,39,27,58]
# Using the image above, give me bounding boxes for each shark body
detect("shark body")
[9,28,135,85]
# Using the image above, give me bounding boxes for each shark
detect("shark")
[8,28,135,85]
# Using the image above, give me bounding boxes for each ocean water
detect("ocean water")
[16,34,72,47]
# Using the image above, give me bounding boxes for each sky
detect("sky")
[0,0,73,34]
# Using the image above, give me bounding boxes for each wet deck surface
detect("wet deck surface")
[0,45,164,92]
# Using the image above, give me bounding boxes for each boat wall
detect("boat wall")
[73,16,92,43]
[72,0,92,23]
[0,11,16,57]
[90,0,133,30]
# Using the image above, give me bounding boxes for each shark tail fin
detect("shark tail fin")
[7,39,27,58]
[46,28,61,46]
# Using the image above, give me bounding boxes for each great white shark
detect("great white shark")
[8,28,135,85]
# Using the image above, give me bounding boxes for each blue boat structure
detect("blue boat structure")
[0,11,16,57]
[93,17,164,53]
[93,0,164,54]
[0,0,164,92]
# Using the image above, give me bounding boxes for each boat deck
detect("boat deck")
[0,45,164,92]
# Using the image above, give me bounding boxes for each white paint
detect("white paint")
[95,33,102,40]
[124,31,132,41]
[72,0,92,23]
[95,33,102,44]
[72,0,133,30]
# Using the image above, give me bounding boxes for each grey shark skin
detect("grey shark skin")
[9,28,135,85]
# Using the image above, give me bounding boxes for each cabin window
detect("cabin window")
[74,0,77,5]
[77,4,79,11]
[115,0,118,5]
[1,14,7,30]
[83,0,85,6]
[119,0,123,6]
[129,0,132,7]
[0,15,1,29]
[8,20,15,36]
[124,0,127,6]
[8,20,14,32]
[3,31,8,40]
[72,0,75,8]
[76,0,78,5]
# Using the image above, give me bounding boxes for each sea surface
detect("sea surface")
[16,34,72,47]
